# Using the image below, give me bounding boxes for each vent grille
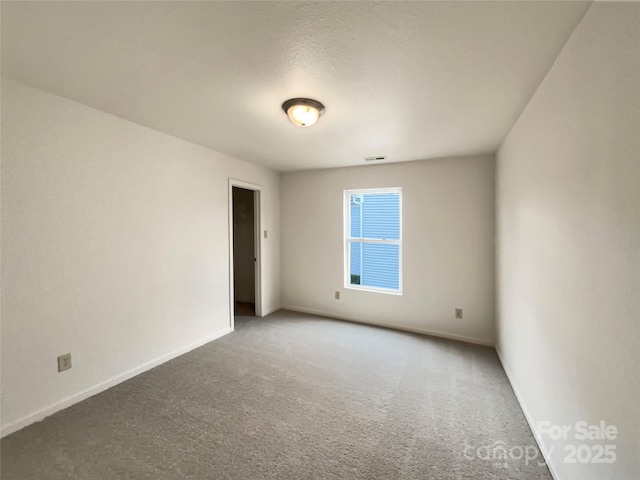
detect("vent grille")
[364,156,387,162]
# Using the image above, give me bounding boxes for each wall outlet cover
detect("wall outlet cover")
[455,308,463,319]
[334,291,341,300]
[58,353,72,372]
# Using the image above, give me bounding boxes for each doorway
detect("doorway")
[228,180,262,329]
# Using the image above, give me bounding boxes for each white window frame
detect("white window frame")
[344,187,402,295]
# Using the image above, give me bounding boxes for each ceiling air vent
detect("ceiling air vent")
[364,156,387,162]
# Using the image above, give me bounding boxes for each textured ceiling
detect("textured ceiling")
[1,1,591,171]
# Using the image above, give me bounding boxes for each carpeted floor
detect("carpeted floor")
[1,310,551,479]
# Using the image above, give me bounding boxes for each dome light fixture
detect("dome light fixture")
[282,98,325,127]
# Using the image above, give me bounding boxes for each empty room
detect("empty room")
[1,1,638,479]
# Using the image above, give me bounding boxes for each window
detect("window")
[344,187,402,294]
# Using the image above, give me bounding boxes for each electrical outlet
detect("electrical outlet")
[334,291,340,300]
[455,308,463,319]
[263,230,268,239]
[58,353,72,372]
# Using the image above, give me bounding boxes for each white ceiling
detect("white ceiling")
[1,1,590,171]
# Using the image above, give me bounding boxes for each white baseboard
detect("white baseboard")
[0,326,233,438]
[282,305,494,347]
[495,347,560,480]
[261,305,282,317]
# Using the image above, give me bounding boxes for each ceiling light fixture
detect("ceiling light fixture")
[282,98,325,127]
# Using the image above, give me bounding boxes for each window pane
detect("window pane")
[349,241,362,285]
[349,242,400,290]
[350,195,362,238]
[350,193,400,240]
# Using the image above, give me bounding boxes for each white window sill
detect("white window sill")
[344,285,403,296]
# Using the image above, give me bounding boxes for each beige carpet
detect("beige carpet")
[1,310,551,479]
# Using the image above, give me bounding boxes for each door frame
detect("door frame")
[228,179,263,330]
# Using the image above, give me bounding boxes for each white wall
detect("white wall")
[281,155,495,346]
[0,79,281,435]
[496,3,639,479]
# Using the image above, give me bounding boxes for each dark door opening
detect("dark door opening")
[232,186,256,316]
